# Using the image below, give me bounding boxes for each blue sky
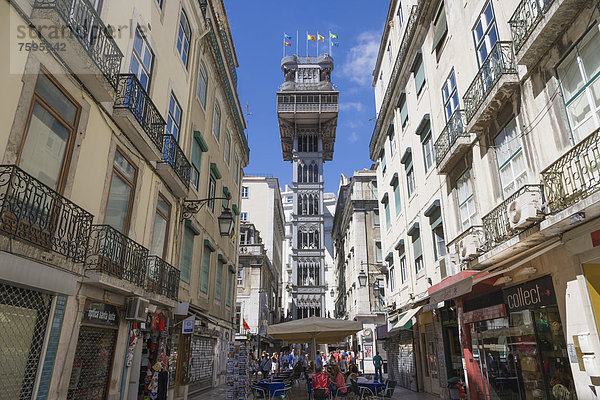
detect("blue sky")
[226,1,389,194]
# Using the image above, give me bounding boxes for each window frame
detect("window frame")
[208,175,217,212]
[472,0,498,66]
[225,131,232,164]
[442,69,459,121]
[494,118,527,198]
[166,92,182,140]
[180,226,195,283]
[104,148,138,234]
[457,170,477,231]
[422,132,434,173]
[197,61,208,108]
[200,244,211,294]
[130,27,154,91]
[213,101,222,141]
[241,186,249,199]
[400,254,407,284]
[176,9,191,68]
[152,193,171,258]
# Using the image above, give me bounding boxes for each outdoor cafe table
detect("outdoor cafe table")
[357,378,385,395]
[257,381,286,397]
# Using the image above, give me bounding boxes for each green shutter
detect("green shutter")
[192,139,203,169]
[394,184,401,214]
[414,55,425,94]
[200,245,211,294]
[412,234,422,259]
[180,227,194,283]
[215,263,223,300]
[385,202,391,229]
[226,274,232,306]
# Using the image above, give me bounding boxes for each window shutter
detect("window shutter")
[431,3,448,52]
[412,234,422,259]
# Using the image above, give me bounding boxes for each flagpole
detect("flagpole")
[296,30,298,56]
[329,30,331,56]
[306,31,308,57]
[282,33,285,58]
[316,31,319,56]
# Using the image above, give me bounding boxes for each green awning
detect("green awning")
[223,186,232,200]
[218,254,227,264]
[232,204,240,215]
[210,163,222,179]
[194,131,209,152]
[204,239,216,252]
[228,264,236,274]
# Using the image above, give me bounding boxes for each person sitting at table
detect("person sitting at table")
[312,365,331,396]
[346,363,359,382]
[328,364,347,395]
[259,353,272,379]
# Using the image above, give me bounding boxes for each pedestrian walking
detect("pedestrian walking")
[373,352,383,382]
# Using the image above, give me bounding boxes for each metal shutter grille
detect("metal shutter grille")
[188,337,214,391]
[67,326,117,400]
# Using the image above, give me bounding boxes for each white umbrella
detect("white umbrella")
[267,317,363,362]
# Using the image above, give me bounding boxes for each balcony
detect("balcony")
[482,185,544,250]
[542,128,600,213]
[0,165,93,262]
[434,110,472,174]
[464,42,519,133]
[31,0,123,101]
[239,243,263,256]
[509,0,588,68]
[147,256,180,301]
[113,74,166,162]
[276,93,339,114]
[156,134,191,198]
[85,225,148,289]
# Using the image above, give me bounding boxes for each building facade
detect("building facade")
[276,54,338,319]
[2,0,248,398]
[371,0,600,399]
[332,169,386,373]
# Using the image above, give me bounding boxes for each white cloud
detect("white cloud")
[348,132,359,143]
[342,31,380,86]
[339,102,364,112]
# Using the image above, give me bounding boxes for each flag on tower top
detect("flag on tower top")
[318,34,324,42]
[284,33,292,40]
[243,319,250,331]
[307,34,316,42]
[330,33,338,39]
[285,42,291,46]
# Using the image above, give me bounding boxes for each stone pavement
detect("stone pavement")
[190,382,439,400]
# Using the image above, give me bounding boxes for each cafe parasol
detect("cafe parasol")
[267,317,363,361]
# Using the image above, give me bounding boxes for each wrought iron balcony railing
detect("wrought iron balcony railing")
[161,134,191,189]
[509,0,555,53]
[33,0,123,89]
[239,243,263,255]
[114,74,166,152]
[147,256,180,300]
[434,110,468,166]
[0,165,93,262]
[482,185,544,249]
[541,127,600,213]
[277,94,339,113]
[464,42,517,124]
[85,224,148,286]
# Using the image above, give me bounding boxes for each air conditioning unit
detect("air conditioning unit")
[440,254,460,279]
[508,191,543,230]
[457,233,481,261]
[125,297,149,321]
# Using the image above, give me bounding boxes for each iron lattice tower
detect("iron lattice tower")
[277,54,338,319]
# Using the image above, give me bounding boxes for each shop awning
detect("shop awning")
[388,306,422,334]
[427,270,478,305]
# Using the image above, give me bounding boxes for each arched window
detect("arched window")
[297,163,304,183]
[177,10,191,67]
[312,162,319,183]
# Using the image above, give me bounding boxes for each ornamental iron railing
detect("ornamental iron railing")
[114,74,166,152]
[85,224,148,287]
[464,42,517,124]
[482,185,544,249]
[147,256,180,300]
[161,134,191,189]
[277,94,338,112]
[0,165,93,262]
[509,0,556,53]
[434,110,468,166]
[218,27,238,87]
[33,0,123,89]
[541,128,600,213]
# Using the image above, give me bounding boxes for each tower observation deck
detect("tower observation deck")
[276,54,338,319]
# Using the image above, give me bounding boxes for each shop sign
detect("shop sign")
[182,316,195,334]
[462,304,506,324]
[82,301,119,327]
[195,325,220,337]
[502,275,556,313]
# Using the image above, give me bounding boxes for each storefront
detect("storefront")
[386,310,418,391]
[459,275,576,400]
[67,299,120,400]
[417,311,440,396]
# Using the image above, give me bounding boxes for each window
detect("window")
[380,149,387,173]
[213,102,221,140]
[457,170,477,231]
[287,195,293,203]
[413,52,426,95]
[191,136,203,190]
[105,150,137,233]
[155,0,163,8]
[297,226,319,249]
[393,180,401,215]
[442,70,459,121]
[208,175,217,212]
[495,119,527,197]
[200,244,211,294]
[389,262,396,292]
[557,28,600,143]
[422,133,434,172]
[180,227,194,283]
[176,10,191,67]
[298,134,319,152]
[166,93,182,140]
[397,3,404,34]
[130,28,153,90]
[387,41,393,65]
[197,62,208,108]
[400,255,407,284]
[375,241,383,263]
[405,157,416,197]
[433,225,446,261]
[298,192,319,215]
[226,273,232,306]
[240,212,248,222]
[389,126,397,157]
[215,261,223,300]
[373,209,380,226]
[241,186,249,198]
[237,266,245,286]
[297,161,319,183]
[398,92,408,129]
[19,73,79,191]
[432,1,448,54]
[411,231,424,274]
[225,132,231,164]
[150,194,171,258]
[383,196,391,230]
[473,1,498,65]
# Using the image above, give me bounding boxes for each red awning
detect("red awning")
[427,270,481,304]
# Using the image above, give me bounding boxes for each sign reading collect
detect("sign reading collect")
[502,275,556,312]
